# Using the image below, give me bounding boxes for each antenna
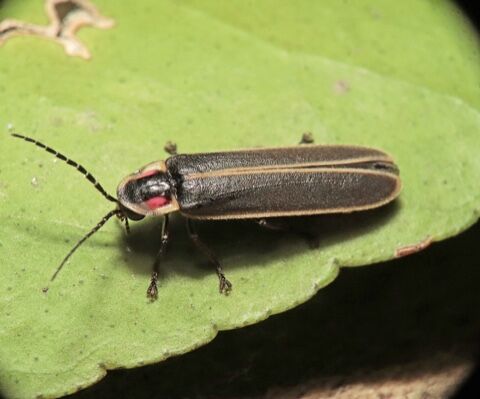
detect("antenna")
[50,208,121,282]
[12,133,129,284]
[11,133,117,203]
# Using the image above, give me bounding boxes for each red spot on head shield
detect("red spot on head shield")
[145,196,170,210]
[139,169,159,178]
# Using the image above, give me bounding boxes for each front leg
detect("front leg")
[117,212,130,234]
[186,219,232,295]
[146,215,170,301]
[299,132,314,144]
[164,141,178,155]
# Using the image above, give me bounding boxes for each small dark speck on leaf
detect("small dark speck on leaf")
[333,80,350,94]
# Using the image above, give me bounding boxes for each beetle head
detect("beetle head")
[116,161,179,219]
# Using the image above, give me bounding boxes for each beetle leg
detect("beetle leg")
[115,211,130,234]
[146,215,170,301]
[257,218,290,232]
[164,141,178,155]
[257,218,320,248]
[186,218,232,295]
[299,132,314,144]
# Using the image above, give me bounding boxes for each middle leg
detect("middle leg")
[146,215,170,301]
[257,218,320,248]
[186,218,232,295]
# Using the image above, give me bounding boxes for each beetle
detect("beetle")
[12,133,401,300]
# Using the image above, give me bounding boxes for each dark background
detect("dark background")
[448,0,480,399]
[443,2,480,397]
[456,1,480,31]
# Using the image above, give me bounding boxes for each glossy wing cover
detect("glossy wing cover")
[166,146,401,220]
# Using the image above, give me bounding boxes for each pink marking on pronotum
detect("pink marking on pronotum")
[395,236,433,257]
[139,169,159,178]
[146,196,170,210]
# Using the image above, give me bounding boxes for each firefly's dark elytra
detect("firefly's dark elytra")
[12,133,401,300]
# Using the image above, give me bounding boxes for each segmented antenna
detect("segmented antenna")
[11,133,117,203]
[50,209,121,281]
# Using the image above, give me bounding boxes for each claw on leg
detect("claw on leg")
[218,273,232,295]
[147,271,159,301]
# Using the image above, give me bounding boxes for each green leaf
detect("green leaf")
[0,1,479,398]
